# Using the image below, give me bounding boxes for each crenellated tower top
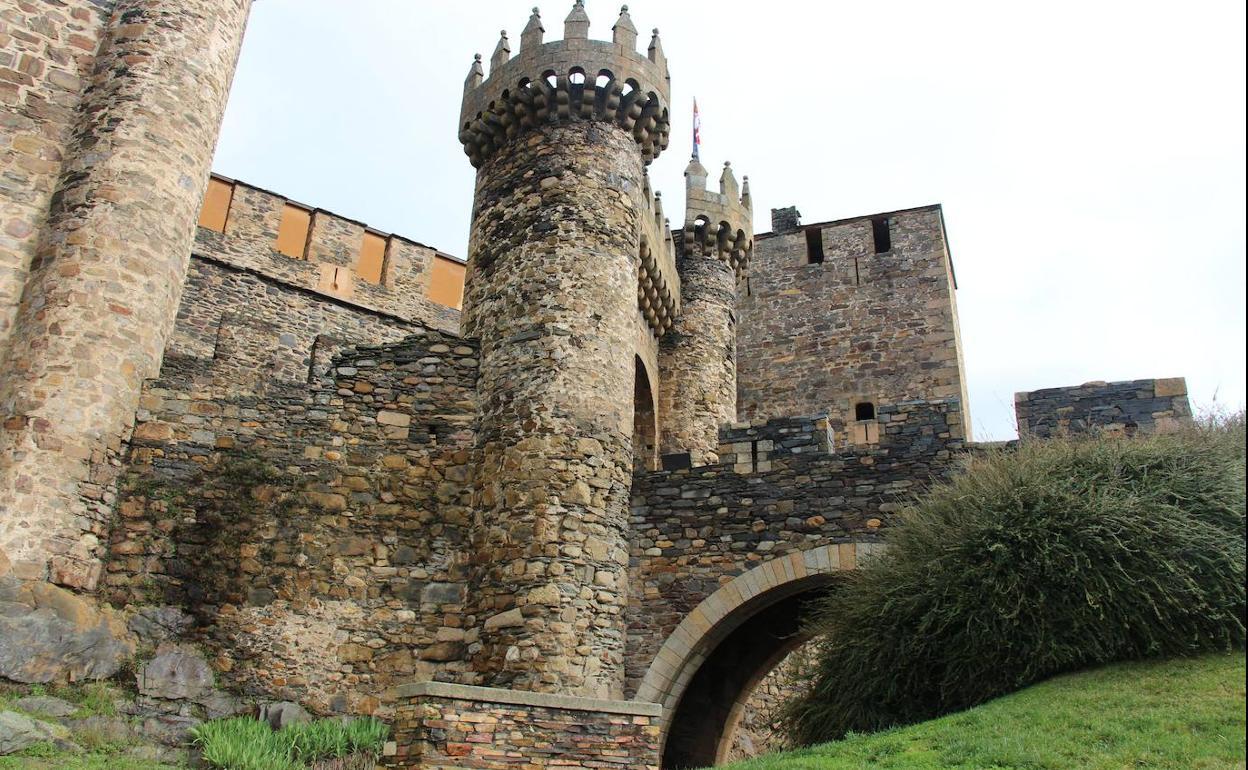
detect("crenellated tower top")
[683,157,754,277]
[459,4,672,168]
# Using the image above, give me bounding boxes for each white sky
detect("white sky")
[211,0,1247,441]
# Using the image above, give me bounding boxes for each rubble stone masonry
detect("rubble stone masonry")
[0,0,251,589]
[737,205,970,445]
[460,122,646,698]
[625,399,965,697]
[106,331,479,714]
[385,682,661,770]
[1015,377,1193,438]
[0,0,114,344]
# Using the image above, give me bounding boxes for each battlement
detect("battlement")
[638,173,679,336]
[194,174,463,332]
[459,3,672,168]
[683,158,753,276]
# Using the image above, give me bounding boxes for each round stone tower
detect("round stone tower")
[659,158,753,465]
[457,4,670,697]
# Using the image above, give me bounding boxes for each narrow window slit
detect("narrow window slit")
[805,227,824,264]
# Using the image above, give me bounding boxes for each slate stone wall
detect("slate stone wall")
[624,399,965,697]
[166,256,426,392]
[736,205,970,446]
[1014,377,1193,438]
[384,683,660,770]
[104,332,479,715]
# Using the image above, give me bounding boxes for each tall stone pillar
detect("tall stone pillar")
[0,0,252,588]
[659,159,753,465]
[457,5,671,697]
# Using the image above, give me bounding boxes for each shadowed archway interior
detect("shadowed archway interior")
[661,583,835,769]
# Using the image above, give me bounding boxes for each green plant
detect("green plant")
[721,653,1245,770]
[781,419,1246,745]
[191,717,301,770]
[190,715,389,770]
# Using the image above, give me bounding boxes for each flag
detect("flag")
[692,98,701,160]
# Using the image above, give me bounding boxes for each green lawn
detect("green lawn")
[722,653,1246,770]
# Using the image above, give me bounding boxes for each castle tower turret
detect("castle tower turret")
[659,158,753,465]
[0,0,252,588]
[458,3,671,697]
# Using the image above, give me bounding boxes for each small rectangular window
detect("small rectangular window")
[805,227,824,264]
[871,217,891,254]
[855,401,876,421]
[197,177,233,233]
[275,203,312,259]
[357,231,387,284]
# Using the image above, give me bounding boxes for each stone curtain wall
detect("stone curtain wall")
[192,184,460,335]
[625,399,965,696]
[384,682,661,770]
[0,0,115,345]
[736,206,970,445]
[166,257,426,392]
[105,332,479,715]
[1015,378,1193,438]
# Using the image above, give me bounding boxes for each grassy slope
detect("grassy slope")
[723,653,1246,770]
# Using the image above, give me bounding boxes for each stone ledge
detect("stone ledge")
[394,681,662,717]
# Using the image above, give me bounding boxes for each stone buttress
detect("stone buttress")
[0,0,252,588]
[659,158,752,465]
[457,3,672,698]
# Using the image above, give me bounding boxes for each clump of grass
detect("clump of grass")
[781,417,1246,745]
[192,717,301,770]
[190,715,388,770]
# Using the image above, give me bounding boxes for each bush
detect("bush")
[190,715,388,770]
[781,418,1246,745]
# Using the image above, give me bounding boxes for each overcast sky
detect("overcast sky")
[211,0,1246,441]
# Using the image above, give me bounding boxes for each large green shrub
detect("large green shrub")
[782,417,1246,745]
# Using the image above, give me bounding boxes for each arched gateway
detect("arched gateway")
[635,542,883,767]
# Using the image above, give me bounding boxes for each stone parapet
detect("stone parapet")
[1014,377,1193,438]
[637,175,679,336]
[384,682,661,770]
[192,176,460,335]
[459,5,671,168]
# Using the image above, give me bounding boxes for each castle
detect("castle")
[0,2,1194,768]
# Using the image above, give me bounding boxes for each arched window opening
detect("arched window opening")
[569,67,586,85]
[693,216,710,255]
[634,357,659,472]
[596,69,614,89]
[717,221,732,256]
[855,402,876,421]
[543,70,558,88]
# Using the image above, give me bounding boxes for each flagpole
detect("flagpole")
[692,98,701,160]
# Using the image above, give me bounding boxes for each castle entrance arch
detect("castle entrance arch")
[635,544,877,768]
